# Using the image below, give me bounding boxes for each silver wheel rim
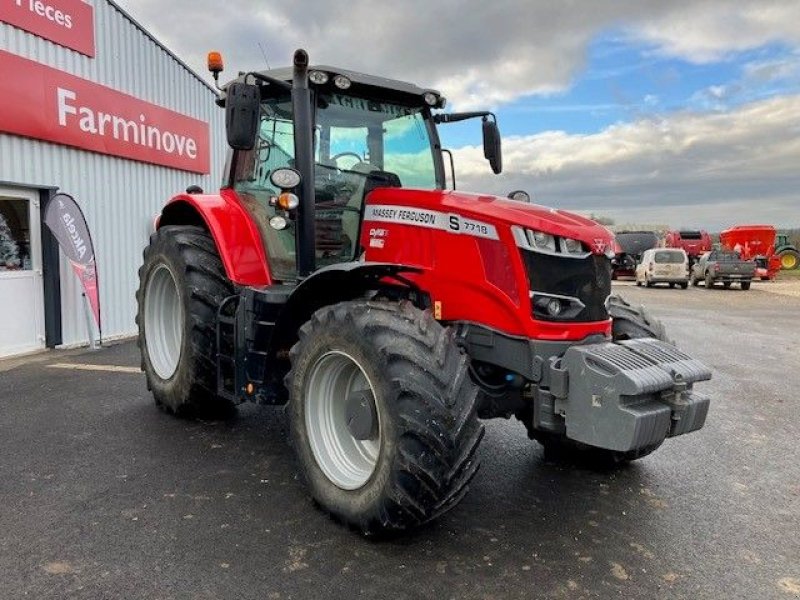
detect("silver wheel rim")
[144,264,184,380]
[305,351,380,490]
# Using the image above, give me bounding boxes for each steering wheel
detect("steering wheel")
[331,152,364,169]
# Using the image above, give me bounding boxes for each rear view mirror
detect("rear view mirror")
[482,118,502,174]
[225,82,260,150]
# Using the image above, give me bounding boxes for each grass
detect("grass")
[776,269,800,279]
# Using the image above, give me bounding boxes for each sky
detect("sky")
[117,0,800,230]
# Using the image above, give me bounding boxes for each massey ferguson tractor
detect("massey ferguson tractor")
[136,49,712,535]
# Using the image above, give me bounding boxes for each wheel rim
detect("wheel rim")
[144,264,184,380]
[781,253,797,269]
[305,351,380,490]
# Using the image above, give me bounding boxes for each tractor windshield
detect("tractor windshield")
[233,92,440,281]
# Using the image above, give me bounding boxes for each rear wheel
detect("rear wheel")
[136,225,234,418]
[741,281,751,290]
[779,249,799,270]
[723,282,731,289]
[680,282,688,289]
[705,272,715,289]
[528,295,668,464]
[287,300,484,535]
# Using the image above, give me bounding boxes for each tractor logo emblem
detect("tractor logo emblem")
[592,239,607,254]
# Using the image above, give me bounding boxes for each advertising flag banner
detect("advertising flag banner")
[43,193,101,334]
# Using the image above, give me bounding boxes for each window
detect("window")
[654,251,685,264]
[233,97,298,281]
[0,199,31,271]
[234,91,441,281]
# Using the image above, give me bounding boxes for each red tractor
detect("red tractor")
[136,49,711,535]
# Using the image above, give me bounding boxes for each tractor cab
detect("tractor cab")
[217,54,501,281]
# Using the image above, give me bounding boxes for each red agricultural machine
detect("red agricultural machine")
[719,225,787,279]
[664,230,712,267]
[136,49,712,534]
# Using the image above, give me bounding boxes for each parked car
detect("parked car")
[691,250,756,290]
[635,248,689,288]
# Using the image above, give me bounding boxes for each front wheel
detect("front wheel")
[287,300,484,535]
[705,272,715,289]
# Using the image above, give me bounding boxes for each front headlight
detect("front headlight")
[561,236,585,255]
[530,230,556,252]
[512,226,590,258]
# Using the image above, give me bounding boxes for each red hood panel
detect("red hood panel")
[367,188,614,252]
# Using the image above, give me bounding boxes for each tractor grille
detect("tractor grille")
[520,250,612,322]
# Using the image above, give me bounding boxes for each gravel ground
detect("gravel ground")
[0,281,798,599]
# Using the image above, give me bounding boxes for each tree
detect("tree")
[589,213,615,226]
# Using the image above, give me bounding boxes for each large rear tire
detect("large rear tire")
[529,295,668,464]
[287,300,484,535]
[779,249,799,270]
[136,225,234,418]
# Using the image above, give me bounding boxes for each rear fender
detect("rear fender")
[158,189,270,285]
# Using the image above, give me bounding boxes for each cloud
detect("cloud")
[628,3,800,64]
[116,0,800,109]
[451,94,800,229]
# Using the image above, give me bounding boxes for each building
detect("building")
[0,0,225,357]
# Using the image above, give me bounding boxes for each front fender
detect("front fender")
[158,189,271,285]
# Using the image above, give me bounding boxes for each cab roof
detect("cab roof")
[221,65,445,108]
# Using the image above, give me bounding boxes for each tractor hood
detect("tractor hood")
[366,188,615,255]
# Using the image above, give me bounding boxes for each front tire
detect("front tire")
[136,226,234,417]
[705,272,715,289]
[287,300,484,535]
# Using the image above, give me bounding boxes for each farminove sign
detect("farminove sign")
[0,0,95,57]
[0,50,210,174]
